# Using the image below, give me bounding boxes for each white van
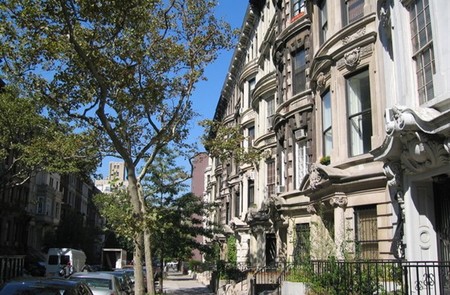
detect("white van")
[45,248,86,277]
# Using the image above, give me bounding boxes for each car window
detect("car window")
[70,278,111,289]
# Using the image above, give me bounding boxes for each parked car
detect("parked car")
[103,270,133,294]
[68,272,127,295]
[0,277,93,295]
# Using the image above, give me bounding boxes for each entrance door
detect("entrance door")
[433,177,450,294]
[434,178,450,261]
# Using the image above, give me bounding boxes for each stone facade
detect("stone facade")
[205,0,450,269]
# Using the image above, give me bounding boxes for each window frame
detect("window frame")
[292,49,307,95]
[346,69,372,157]
[292,0,307,20]
[355,205,379,259]
[321,90,332,157]
[343,0,365,25]
[295,139,308,190]
[410,0,435,103]
[248,179,255,207]
[319,0,328,45]
[248,78,256,108]
[266,159,276,196]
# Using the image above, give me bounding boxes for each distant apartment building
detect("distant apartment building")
[205,0,450,272]
[190,153,209,261]
[95,161,128,193]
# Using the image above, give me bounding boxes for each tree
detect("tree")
[0,86,100,188]
[200,120,262,166]
[0,1,235,293]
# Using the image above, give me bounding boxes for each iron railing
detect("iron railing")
[0,255,26,284]
[272,259,450,295]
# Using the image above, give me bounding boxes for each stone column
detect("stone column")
[330,194,348,259]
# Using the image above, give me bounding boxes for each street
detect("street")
[159,271,214,295]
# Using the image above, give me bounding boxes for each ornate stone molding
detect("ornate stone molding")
[400,132,449,174]
[342,28,366,45]
[329,196,348,208]
[383,161,403,189]
[316,72,327,90]
[309,164,325,190]
[344,47,361,68]
[307,204,316,214]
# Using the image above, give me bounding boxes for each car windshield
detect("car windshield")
[70,278,111,289]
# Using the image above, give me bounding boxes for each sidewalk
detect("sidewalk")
[159,271,214,295]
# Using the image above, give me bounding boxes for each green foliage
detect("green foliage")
[200,120,261,165]
[319,156,330,165]
[0,87,100,187]
[1,1,236,293]
[226,236,237,266]
[93,190,139,242]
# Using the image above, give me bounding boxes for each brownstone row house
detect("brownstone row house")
[0,168,104,265]
[204,0,450,278]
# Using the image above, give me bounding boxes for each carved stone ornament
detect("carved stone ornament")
[444,138,450,154]
[329,196,348,208]
[344,47,361,68]
[342,28,366,45]
[307,204,316,214]
[316,72,326,90]
[309,164,324,190]
[383,161,403,189]
[400,132,449,174]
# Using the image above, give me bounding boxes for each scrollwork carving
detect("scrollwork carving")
[342,28,366,45]
[329,196,348,208]
[344,47,361,68]
[309,164,324,190]
[316,72,326,90]
[400,132,449,174]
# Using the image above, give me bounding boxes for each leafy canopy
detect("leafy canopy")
[0,86,100,186]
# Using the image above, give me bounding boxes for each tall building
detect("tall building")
[190,153,209,261]
[95,161,128,193]
[205,0,450,275]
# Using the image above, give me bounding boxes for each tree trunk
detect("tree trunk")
[127,169,146,295]
[144,230,155,294]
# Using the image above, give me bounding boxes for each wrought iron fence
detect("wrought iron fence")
[0,255,25,284]
[274,259,450,295]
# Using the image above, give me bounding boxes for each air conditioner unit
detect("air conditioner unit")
[295,128,307,140]
[275,185,285,194]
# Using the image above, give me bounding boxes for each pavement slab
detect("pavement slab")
[160,271,214,295]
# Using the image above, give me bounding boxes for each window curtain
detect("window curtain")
[347,74,364,156]
[295,141,308,189]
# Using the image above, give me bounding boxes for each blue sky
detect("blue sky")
[97,1,249,178]
[189,0,248,148]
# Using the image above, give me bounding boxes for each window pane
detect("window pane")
[322,91,332,156]
[355,206,378,259]
[410,0,434,103]
[319,0,328,44]
[347,0,364,24]
[293,50,306,94]
[347,70,372,156]
[267,160,275,195]
[296,141,308,189]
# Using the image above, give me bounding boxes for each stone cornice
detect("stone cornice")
[372,106,450,175]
